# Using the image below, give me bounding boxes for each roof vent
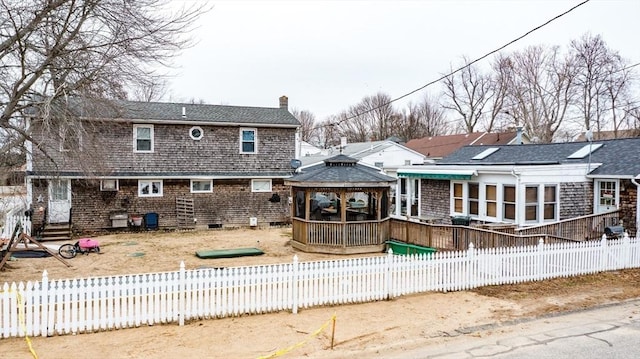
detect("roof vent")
[181,106,186,118]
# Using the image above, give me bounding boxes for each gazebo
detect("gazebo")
[285,155,397,254]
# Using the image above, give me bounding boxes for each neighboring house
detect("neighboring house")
[297,140,323,157]
[26,96,300,233]
[405,130,527,160]
[395,138,640,237]
[299,138,428,217]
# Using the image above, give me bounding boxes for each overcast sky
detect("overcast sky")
[166,0,640,121]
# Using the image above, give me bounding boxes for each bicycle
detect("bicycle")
[58,238,101,259]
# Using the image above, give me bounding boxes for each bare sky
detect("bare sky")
[166,0,640,121]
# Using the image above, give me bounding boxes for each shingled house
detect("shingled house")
[396,138,640,237]
[26,96,300,236]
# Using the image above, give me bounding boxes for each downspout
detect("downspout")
[511,168,521,226]
[631,177,640,238]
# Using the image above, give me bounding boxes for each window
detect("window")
[485,184,497,217]
[468,183,479,216]
[453,183,463,213]
[134,124,154,152]
[138,180,162,197]
[596,180,617,212]
[100,179,119,191]
[191,179,212,193]
[240,128,257,153]
[251,179,271,192]
[374,162,384,168]
[190,126,203,140]
[525,186,538,221]
[544,185,557,220]
[503,185,516,221]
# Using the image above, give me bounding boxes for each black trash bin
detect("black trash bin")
[451,216,471,226]
[144,212,159,230]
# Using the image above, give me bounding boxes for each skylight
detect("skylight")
[472,147,499,160]
[567,143,603,159]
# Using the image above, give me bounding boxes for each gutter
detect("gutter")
[632,176,640,238]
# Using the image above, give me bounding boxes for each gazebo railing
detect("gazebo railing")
[292,218,389,248]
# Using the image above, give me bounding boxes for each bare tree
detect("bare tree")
[395,94,449,142]
[501,45,576,143]
[337,92,398,142]
[0,0,207,171]
[442,57,493,133]
[290,108,317,145]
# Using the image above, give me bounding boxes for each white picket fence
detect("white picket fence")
[1,212,31,239]
[1,234,639,339]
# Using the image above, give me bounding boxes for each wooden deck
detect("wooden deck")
[292,210,621,253]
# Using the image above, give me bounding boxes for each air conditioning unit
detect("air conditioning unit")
[249,217,258,227]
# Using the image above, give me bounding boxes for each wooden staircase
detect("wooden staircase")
[38,223,72,242]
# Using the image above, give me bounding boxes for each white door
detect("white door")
[48,180,71,223]
[595,180,617,213]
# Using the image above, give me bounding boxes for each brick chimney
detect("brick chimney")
[279,95,288,109]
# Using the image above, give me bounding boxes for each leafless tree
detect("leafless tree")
[395,94,450,142]
[0,0,207,172]
[290,108,318,145]
[442,57,494,133]
[336,92,398,142]
[500,45,576,143]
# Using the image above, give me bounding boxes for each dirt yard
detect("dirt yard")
[2,227,640,358]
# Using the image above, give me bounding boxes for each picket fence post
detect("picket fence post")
[536,238,544,280]
[178,261,185,326]
[292,255,299,314]
[600,234,608,271]
[385,248,393,299]
[41,270,49,337]
[467,243,475,289]
[623,232,630,268]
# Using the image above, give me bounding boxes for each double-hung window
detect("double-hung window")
[452,183,464,214]
[503,185,516,221]
[240,128,257,154]
[134,124,154,152]
[544,185,557,220]
[139,180,162,197]
[525,186,538,222]
[468,183,479,216]
[485,184,497,217]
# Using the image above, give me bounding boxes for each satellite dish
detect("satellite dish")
[290,159,302,169]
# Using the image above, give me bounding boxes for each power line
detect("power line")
[323,0,591,128]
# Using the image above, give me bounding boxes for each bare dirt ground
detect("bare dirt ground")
[2,227,640,359]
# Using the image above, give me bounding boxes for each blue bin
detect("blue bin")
[144,212,159,230]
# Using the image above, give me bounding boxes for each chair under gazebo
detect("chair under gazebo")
[285,155,396,254]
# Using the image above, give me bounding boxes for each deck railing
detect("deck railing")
[292,218,389,249]
[515,210,620,240]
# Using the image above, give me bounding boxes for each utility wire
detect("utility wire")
[324,0,591,128]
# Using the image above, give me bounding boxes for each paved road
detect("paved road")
[390,300,640,359]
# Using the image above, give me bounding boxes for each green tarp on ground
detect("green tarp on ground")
[195,247,265,259]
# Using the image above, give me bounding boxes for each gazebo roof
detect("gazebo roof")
[285,154,396,188]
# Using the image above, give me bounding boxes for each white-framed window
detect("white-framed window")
[190,126,203,140]
[485,184,497,218]
[251,179,272,193]
[191,179,212,193]
[468,183,479,216]
[138,180,162,197]
[134,124,154,152]
[543,185,557,221]
[525,185,538,222]
[503,185,516,221]
[240,128,257,154]
[452,182,464,214]
[595,180,617,213]
[100,179,119,191]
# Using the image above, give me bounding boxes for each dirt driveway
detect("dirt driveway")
[2,227,640,358]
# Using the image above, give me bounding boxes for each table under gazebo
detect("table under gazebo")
[285,155,396,254]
